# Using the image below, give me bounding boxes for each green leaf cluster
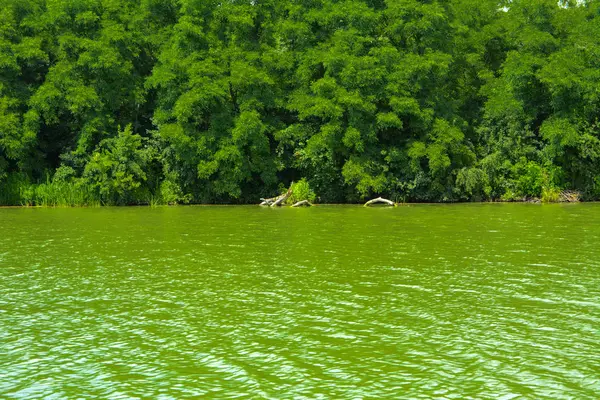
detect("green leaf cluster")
[2,0,600,205]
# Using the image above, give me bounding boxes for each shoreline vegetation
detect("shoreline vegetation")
[0,199,588,209]
[2,1,600,207]
[0,180,584,209]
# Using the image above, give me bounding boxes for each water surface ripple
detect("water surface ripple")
[1,204,599,398]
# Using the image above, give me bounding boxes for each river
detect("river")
[1,204,598,398]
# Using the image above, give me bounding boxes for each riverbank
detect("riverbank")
[0,199,588,209]
[0,174,590,208]
[0,175,585,208]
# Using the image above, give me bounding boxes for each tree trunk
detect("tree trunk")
[364,197,395,207]
[292,200,312,207]
[271,185,293,207]
[260,184,294,207]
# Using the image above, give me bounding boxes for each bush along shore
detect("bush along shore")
[1,1,600,207]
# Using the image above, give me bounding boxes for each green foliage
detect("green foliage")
[456,168,490,201]
[25,179,100,207]
[287,179,316,204]
[82,125,153,205]
[1,0,600,205]
[159,176,191,205]
[541,186,561,203]
[515,161,545,199]
[0,172,100,207]
[0,174,28,205]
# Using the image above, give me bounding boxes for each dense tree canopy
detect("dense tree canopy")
[1,0,599,205]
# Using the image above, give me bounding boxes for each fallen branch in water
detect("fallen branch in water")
[559,190,580,203]
[292,200,312,207]
[259,184,294,207]
[364,197,395,207]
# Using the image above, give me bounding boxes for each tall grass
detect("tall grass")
[29,178,101,207]
[147,194,163,208]
[0,174,28,206]
[541,186,561,203]
[0,174,101,207]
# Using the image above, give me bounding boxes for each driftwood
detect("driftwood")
[559,190,580,203]
[364,197,395,207]
[259,184,294,207]
[292,200,312,207]
[259,197,277,206]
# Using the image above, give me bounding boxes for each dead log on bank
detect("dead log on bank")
[292,200,312,207]
[559,190,580,203]
[364,197,395,207]
[259,185,293,207]
[259,196,275,206]
[271,188,292,207]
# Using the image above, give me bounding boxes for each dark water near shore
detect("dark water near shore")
[1,204,599,399]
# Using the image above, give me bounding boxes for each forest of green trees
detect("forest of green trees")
[1,0,599,205]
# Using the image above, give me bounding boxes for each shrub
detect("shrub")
[159,178,191,205]
[287,179,316,204]
[82,125,151,205]
[514,161,544,198]
[541,186,561,203]
[456,167,491,200]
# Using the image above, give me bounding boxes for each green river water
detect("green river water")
[1,204,599,399]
